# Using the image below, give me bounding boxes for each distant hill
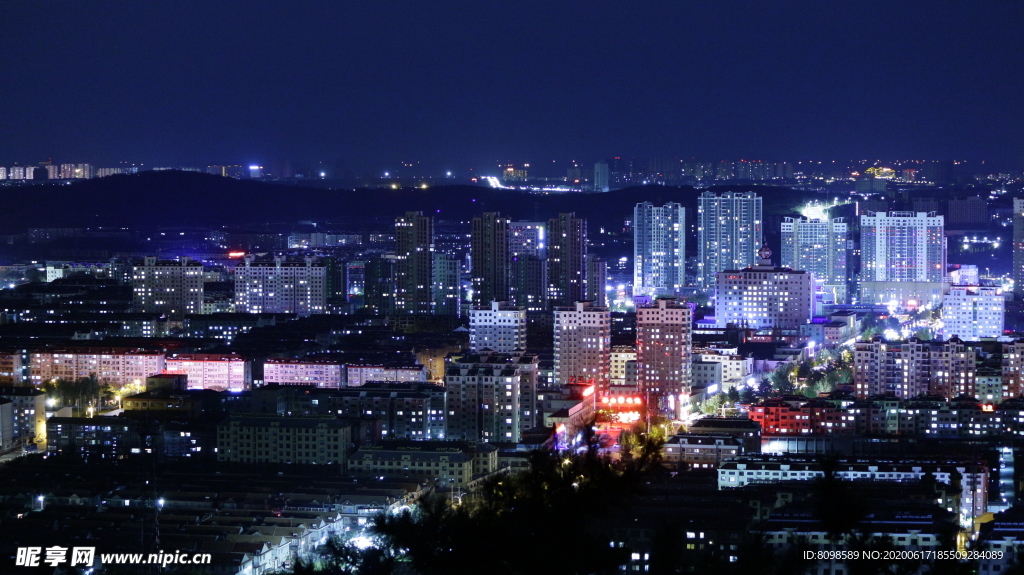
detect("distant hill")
[1,170,821,231]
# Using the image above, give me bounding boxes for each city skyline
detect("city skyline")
[3,1,1024,572]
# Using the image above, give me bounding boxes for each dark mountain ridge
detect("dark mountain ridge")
[3,170,819,231]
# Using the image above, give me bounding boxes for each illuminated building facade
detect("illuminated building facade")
[165,354,251,392]
[394,211,434,315]
[431,253,461,316]
[609,345,636,386]
[781,216,848,304]
[509,221,547,311]
[1015,199,1024,299]
[59,163,93,179]
[0,387,47,443]
[131,257,204,318]
[234,256,327,316]
[468,301,527,354]
[585,254,607,306]
[941,286,1004,341]
[554,301,610,389]
[29,349,165,387]
[262,359,344,387]
[470,212,510,305]
[714,246,814,329]
[860,211,945,283]
[331,382,447,439]
[697,191,762,291]
[853,336,976,399]
[1002,341,1024,398]
[633,202,686,297]
[445,353,539,442]
[344,364,425,387]
[546,213,587,308]
[636,298,692,403]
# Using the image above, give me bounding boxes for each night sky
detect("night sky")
[2,1,1021,172]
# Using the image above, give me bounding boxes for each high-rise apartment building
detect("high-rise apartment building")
[594,161,610,192]
[470,212,510,305]
[445,352,539,442]
[233,256,327,316]
[547,213,587,308]
[947,196,989,226]
[363,256,397,315]
[697,191,762,290]
[585,254,607,306]
[610,345,637,387]
[431,253,461,316]
[509,221,545,258]
[1014,199,1024,299]
[633,202,686,298]
[59,164,93,179]
[553,301,610,389]
[509,221,547,311]
[860,212,945,283]
[941,286,1004,341]
[781,216,848,304]
[636,298,692,409]
[853,336,975,399]
[468,301,527,353]
[131,257,204,318]
[1003,340,1024,398]
[394,212,433,314]
[714,246,814,329]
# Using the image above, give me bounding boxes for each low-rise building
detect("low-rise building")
[0,386,46,443]
[718,455,988,524]
[122,389,227,417]
[348,441,497,488]
[345,364,425,387]
[764,500,957,568]
[263,359,344,388]
[216,416,351,466]
[28,348,165,387]
[46,416,161,461]
[184,313,293,343]
[165,354,251,392]
[662,434,742,470]
[688,416,761,453]
[330,387,435,440]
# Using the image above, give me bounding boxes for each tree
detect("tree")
[727,386,741,404]
[769,365,795,395]
[699,394,725,415]
[740,387,757,404]
[364,442,666,575]
[42,374,105,414]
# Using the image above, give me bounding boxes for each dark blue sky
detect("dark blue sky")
[1,1,1021,173]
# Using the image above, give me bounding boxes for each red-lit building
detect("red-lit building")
[747,398,854,435]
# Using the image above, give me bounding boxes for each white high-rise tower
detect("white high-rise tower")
[697,191,762,291]
[633,202,686,298]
